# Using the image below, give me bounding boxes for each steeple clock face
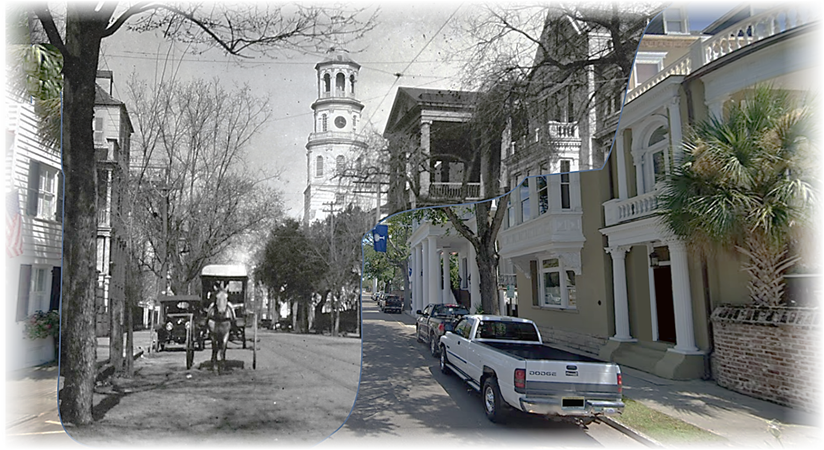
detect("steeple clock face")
[334,116,347,129]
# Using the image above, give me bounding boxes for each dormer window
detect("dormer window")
[663,7,688,34]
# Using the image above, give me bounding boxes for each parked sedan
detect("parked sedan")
[416,303,470,356]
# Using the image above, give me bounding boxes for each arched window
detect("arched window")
[316,156,324,177]
[350,74,356,94]
[649,126,668,146]
[644,125,669,192]
[336,73,345,94]
[323,74,330,93]
[336,155,345,174]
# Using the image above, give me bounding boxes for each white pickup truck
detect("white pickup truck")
[438,315,624,424]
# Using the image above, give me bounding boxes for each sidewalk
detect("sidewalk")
[616,366,821,448]
[5,330,154,430]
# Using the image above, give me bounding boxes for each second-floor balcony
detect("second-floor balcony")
[603,189,660,227]
[626,4,816,105]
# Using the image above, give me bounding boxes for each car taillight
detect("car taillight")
[617,372,623,395]
[514,368,526,389]
[438,323,444,332]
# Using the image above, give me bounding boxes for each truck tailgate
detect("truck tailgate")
[519,360,623,415]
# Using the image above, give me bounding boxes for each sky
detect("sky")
[97,1,743,219]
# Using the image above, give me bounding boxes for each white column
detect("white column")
[615,130,628,199]
[607,245,635,342]
[707,95,728,121]
[427,237,439,307]
[469,244,481,313]
[411,244,419,312]
[667,240,700,353]
[420,121,432,197]
[422,242,430,308]
[667,97,684,163]
[441,250,451,304]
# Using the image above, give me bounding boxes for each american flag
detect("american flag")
[6,189,23,258]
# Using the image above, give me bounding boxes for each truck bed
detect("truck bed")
[481,341,601,363]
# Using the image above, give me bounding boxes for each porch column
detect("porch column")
[427,236,439,306]
[667,240,700,353]
[615,129,628,199]
[420,120,432,198]
[607,245,635,342]
[411,244,420,312]
[667,96,684,163]
[469,244,481,313]
[706,95,729,121]
[422,241,430,308]
[441,250,451,304]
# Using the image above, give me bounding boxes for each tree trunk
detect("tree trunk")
[476,242,500,315]
[110,291,123,376]
[58,8,107,425]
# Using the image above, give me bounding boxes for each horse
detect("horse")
[206,283,235,374]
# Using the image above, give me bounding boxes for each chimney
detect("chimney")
[96,70,114,96]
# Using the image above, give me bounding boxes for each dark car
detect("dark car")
[381,295,403,314]
[416,303,470,356]
[259,318,273,329]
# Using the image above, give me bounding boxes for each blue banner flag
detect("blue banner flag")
[373,224,388,253]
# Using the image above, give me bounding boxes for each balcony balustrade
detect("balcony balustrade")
[428,182,481,201]
[603,190,660,227]
[625,5,816,105]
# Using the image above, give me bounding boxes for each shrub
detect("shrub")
[24,310,60,340]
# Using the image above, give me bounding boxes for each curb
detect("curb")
[599,416,664,448]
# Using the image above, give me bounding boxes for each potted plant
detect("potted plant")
[24,310,60,360]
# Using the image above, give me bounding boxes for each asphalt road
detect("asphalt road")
[321,300,643,448]
[7,329,360,448]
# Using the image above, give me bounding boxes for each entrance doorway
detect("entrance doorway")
[653,266,676,343]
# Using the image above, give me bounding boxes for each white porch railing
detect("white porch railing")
[626,5,817,105]
[603,190,660,227]
[429,182,481,200]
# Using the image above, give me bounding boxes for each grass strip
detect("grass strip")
[615,397,728,445]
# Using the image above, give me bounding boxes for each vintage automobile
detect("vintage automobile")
[154,295,207,369]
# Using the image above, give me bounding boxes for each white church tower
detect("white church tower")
[303,48,370,226]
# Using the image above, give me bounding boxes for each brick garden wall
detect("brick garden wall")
[710,305,820,412]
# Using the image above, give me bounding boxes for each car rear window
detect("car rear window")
[476,320,540,342]
[432,305,469,317]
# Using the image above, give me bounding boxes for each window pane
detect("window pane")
[653,151,666,182]
[566,270,576,307]
[543,272,561,306]
[542,258,559,269]
[634,63,659,85]
[561,184,570,209]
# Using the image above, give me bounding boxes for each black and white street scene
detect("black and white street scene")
[4,1,822,449]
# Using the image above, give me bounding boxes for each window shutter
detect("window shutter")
[26,161,40,216]
[56,170,64,221]
[530,260,539,306]
[50,266,61,311]
[16,265,32,321]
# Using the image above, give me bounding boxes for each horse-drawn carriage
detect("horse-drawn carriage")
[201,264,257,372]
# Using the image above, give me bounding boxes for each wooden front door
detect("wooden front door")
[653,266,676,343]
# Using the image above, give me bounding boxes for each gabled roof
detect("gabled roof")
[94,83,124,106]
[384,87,476,135]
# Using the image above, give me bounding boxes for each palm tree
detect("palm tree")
[658,85,816,307]
[7,10,63,146]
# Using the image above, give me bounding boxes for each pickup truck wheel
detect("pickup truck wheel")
[430,333,439,357]
[482,377,508,424]
[439,345,450,375]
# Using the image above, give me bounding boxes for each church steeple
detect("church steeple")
[303,48,369,226]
